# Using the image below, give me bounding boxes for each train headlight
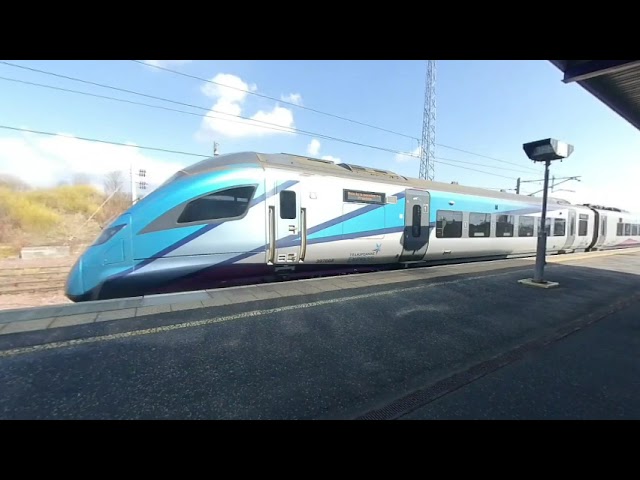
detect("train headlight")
[92,224,127,246]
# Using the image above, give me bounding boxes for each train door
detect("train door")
[268,182,307,265]
[595,214,607,249]
[399,189,431,262]
[562,209,577,251]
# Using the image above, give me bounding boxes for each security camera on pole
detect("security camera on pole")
[518,138,574,289]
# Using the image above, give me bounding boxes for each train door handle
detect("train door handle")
[288,225,296,233]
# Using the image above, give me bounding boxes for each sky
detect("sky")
[0,59,638,210]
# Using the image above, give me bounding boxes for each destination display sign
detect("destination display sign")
[343,189,386,204]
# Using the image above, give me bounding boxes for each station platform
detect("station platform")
[0,247,639,419]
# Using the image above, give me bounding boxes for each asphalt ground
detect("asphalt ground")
[0,251,638,419]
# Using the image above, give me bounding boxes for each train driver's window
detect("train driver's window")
[280,190,297,219]
[177,186,256,223]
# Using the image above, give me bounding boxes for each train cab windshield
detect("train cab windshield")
[177,186,256,224]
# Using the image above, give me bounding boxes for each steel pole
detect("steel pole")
[533,160,551,283]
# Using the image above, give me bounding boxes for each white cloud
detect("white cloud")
[281,93,303,105]
[544,178,640,212]
[0,132,189,194]
[304,138,340,163]
[143,60,192,68]
[394,146,421,163]
[197,73,296,140]
[307,139,321,156]
[200,73,256,103]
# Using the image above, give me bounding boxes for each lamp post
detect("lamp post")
[518,138,574,288]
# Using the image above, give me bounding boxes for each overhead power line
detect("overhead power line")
[0,76,527,179]
[0,61,536,178]
[0,125,210,158]
[435,143,540,173]
[434,158,517,180]
[0,124,520,181]
[132,59,419,141]
[0,73,538,180]
[1,60,537,174]
[0,62,419,158]
[435,155,535,175]
[135,59,538,174]
[0,75,304,137]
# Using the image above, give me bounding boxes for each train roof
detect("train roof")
[176,151,574,206]
[580,203,630,214]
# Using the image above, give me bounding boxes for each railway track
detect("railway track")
[0,265,70,295]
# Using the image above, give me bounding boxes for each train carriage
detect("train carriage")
[65,152,640,302]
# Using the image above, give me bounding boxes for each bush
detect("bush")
[0,183,130,246]
[0,188,61,236]
[26,185,103,216]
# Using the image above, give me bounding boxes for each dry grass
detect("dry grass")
[0,182,132,311]
[26,185,103,216]
[0,184,129,256]
[0,188,61,234]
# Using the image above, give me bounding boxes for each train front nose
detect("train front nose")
[64,215,133,302]
[65,256,88,302]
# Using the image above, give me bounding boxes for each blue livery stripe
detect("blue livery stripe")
[97,184,561,293]
[169,227,406,284]
[101,180,298,284]
[308,190,406,240]
[133,179,298,265]
[307,226,404,246]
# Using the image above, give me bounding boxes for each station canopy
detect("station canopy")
[550,60,640,131]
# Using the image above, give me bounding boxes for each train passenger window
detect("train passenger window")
[280,190,296,219]
[553,218,566,236]
[632,224,639,236]
[496,214,514,237]
[177,186,256,224]
[436,210,462,238]
[518,216,534,237]
[538,218,551,236]
[625,223,631,236]
[412,204,422,237]
[578,219,588,236]
[469,213,491,237]
[617,223,624,236]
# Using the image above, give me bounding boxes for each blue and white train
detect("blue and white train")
[65,152,640,301]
